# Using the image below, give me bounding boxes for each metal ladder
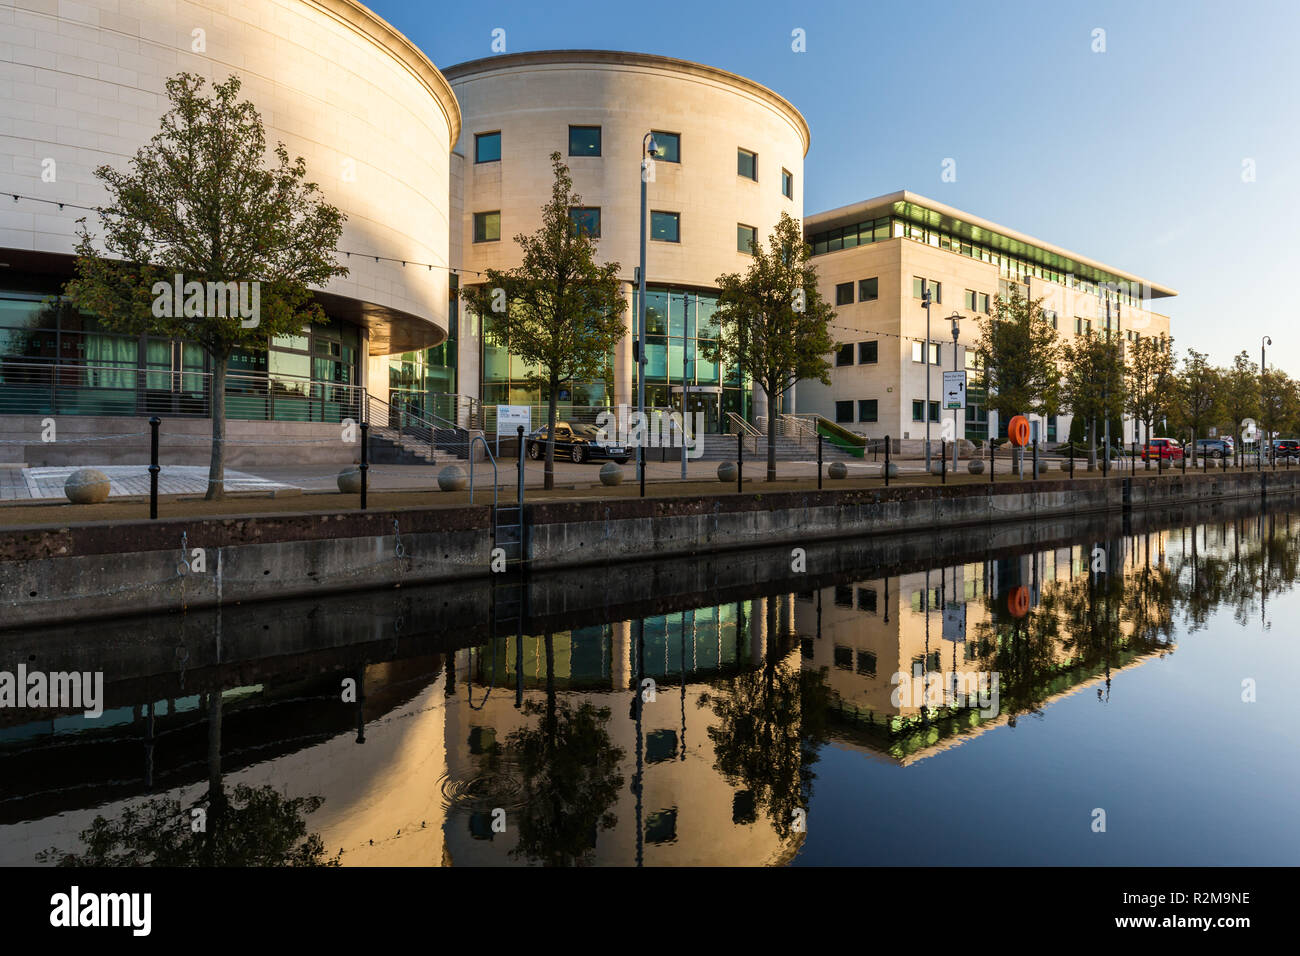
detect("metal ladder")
[469,433,527,570]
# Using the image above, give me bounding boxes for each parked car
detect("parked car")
[1141,438,1184,461]
[1195,438,1232,459]
[1271,439,1300,457]
[526,422,630,464]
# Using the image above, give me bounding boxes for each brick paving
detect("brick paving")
[7,466,291,500]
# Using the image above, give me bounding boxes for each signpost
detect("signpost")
[943,370,967,410]
[496,405,530,457]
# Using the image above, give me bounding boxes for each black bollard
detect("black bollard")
[737,432,743,494]
[148,416,161,520]
[1032,440,1038,481]
[359,421,369,510]
[884,436,891,488]
[817,433,823,490]
[940,440,946,484]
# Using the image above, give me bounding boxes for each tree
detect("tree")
[709,212,835,481]
[1220,351,1261,465]
[66,73,347,500]
[1060,330,1124,468]
[974,285,1060,461]
[461,153,625,491]
[1172,348,1221,463]
[1260,367,1299,453]
[1125,334,1176,463]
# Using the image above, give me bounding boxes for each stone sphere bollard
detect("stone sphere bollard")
[881,462,899,479]
[929,461,945,476]
[717,461,738,483]
[967,459,985,474]
[828,461,848,479]
[337,466,362,494]
[1059,458,1073,471]
[1036,458,1050,474]
[64,468,111,504]
[599,461,624,486]
[437,464,467,492]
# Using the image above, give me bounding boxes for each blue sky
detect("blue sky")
[370,0,1300,373]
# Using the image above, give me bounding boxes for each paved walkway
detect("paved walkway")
[4,465,291,500]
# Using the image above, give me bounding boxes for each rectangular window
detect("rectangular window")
[835,282,854,306]
[473,211,500,243]
[737,148,757,180]
[978,292,990,313]
[651,211,680,242]
[912,277,941,303]
[474,131,501,163]
[835,400,854,423]
[858,589,878,614]
[964,289,976,311]
[856,650,878,676]
[858,277,878,301]
[836,343,854,367]
[781,168,793,199]
[858,399,878,422]
[569,206,600,237]
[568,125,601,157]
[737,223,756,254]
[651,130,680,162]
[858,340,878,364]
[911,341,940,364]
[912,400,924,421]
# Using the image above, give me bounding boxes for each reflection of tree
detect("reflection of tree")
[38,691,338,866]
[707,653,830,841]
[506,632,624,866]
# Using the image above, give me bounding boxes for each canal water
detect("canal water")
[2,500,1298,866]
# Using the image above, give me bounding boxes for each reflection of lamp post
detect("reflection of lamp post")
[922,283,933,469]
[636,132,659,484]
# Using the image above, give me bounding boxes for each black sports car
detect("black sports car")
[525,422,630,464]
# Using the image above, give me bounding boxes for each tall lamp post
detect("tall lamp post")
[948,311,963,472]
[1261,334,1272,469]
[922,283,934,470]
[637,132,659,484]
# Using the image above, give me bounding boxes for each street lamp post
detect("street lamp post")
[1261,335,1272,470]
[949,311,963,472]
[922,283,933,470]
[637,132,659,485]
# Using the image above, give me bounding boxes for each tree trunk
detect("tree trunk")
[766,388,778,482]
[205,357,228,500]
[545,379,558,492]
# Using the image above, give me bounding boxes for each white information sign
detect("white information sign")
[943,370,967,410]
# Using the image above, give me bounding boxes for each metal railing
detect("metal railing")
[366,393,472,461]
[0,359,365,423]
[726,411,761,451]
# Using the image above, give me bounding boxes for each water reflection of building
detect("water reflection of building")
[441,596,807,866]
[795,536,1177,765]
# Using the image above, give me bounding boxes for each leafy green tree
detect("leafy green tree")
[1125,334,1176,461]
[461,153,626,490]
[1060,330,1124,467]
[1220,351,1261,464]
[66,73,347,499]
[974,285,1060,462]
[1260,367,1299,450]
[709,212,836,482]
[1172,348,1221,462]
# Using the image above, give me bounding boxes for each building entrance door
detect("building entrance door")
[675,385,723,433]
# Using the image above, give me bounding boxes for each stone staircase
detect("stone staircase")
[367,428,438,465]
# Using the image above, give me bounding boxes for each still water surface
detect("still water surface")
[3,505,1298,866]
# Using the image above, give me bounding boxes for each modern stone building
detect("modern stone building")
[0,0,1174,465]
[798,192,1176,447]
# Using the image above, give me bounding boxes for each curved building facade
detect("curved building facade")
[444,51,809,428]
[0,0,459,459]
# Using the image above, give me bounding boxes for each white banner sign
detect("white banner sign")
[943,370,967,410]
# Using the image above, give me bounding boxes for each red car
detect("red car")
[1141,438,1184,461]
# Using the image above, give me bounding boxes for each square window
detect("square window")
[858,588,878,613]
[833,645,854,670]
[475,131,501,163]
[737,148,757,180]
[858,277,878,301]
[835,343,854,367]
[569,206,600,238]
[856,650,878,676]
[651,211,680,242]
[835,400,853,423]
[651,130,680,162]
[781,168,794,199]
[834,585,854,607]
[835,282,854,306]
[858,340,877,364]
[473,211,500,243]
[858,399,878,422]
[568,125,601,157]
[737,224,756,254]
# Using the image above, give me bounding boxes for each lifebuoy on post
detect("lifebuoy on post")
[1008,415,1031,448]
[1008,585,1030,618]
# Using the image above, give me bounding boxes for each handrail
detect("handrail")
[467,433,498,516]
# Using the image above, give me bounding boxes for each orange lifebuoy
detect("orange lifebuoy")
[1008,586,1030,618]
[1007,415,1031,447]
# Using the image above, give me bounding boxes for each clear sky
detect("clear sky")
[369,0,1300,373]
